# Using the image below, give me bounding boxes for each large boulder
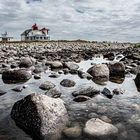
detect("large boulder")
[87,64,109,83]
[84,118,118,139]
[19,57,33,68]
[134,68,140,91]
[2,69,32,83]
[11,94,69,140]
[108,62,125,77]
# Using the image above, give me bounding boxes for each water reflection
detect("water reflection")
[0,56,140,140]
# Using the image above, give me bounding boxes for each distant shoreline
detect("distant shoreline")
[0,40,138,44]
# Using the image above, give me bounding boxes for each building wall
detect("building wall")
[21,35,50,41]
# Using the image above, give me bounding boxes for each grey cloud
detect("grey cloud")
[0,0,140,42]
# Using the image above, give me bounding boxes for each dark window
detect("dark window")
[40,37,42,39]
[44,37,46,39]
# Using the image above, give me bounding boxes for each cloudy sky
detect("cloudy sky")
[0,0,140,42]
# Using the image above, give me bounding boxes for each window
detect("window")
[40,37,42,40]
[44,37,46,40]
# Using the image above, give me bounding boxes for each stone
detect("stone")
[100,116,112,123]
[88,113,99,119]
[60,79,76,87]
[112,88,125,95]
[101,88,113,99]
[130,67,138,75]
[134,68,140,92]
[0,89,7,96]
[64,62,79,70]
[12,86,23,92]
[63,126,82,138]
[73,95,91,102]
[46,61,63,69]
[11,63,18,69]
[63,68,69,74]
[11,94,69,140]
[2,69,32,84]
[72,86,100,97]
[108,62,125,77]
[87,64,109,83]
[19,57,33,68]
[34,74,41,79]
[45,88,61,98]
[49,73,60,78]
[103,53,115,60]
[2,63,10,68]
[69,69,78,74]
[39,81,55,90]
[84,118,118,138]
[33,66,44,74]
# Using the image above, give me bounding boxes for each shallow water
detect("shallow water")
[0,55,140,140]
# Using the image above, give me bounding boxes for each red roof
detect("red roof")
[32,23,38,30]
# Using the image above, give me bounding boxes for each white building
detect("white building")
[21,24,50,41]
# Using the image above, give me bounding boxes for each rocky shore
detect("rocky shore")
[0,41,140,140]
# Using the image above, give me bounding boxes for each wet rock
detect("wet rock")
[109,76,125,84]
[78,70,93,79]
[2,63,10,68]
[12,86,23,92]
[34,74,41,79]
[33,66,44,74]
[69,69,78,74]
[39,81,55,90]
[100,116,112,123]
[134,68,140,91]
[131,53,140,61]
[88,113,99,119]
[72,86,100,97]
[11,94,69,140]
[101,88,113,99]
[23,85,28,89]
[87,64,109,83]
[84,118,118,138]
[0,89,7,96]
[63,126,82,138]
[112,88,125,95]
[11,63,18,69]
[49,73,60,78]
[60,79,76,87]
[103,53,115,60]
[108,62,125,77]
[73,95,91,102]
[45,88,61,98]
[2,69,32,84]
[46,61,63,69]
[130,67,138,75]
[58,70,63,74]
[64,62,79,70]
[63,68,70,74]
[19,57,33,68]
